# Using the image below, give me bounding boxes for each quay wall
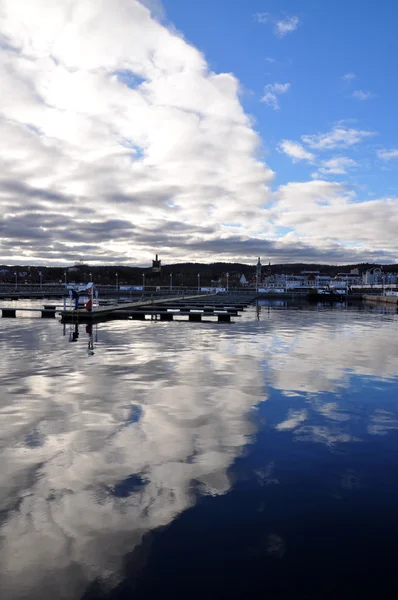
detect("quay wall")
[363,294,398,305]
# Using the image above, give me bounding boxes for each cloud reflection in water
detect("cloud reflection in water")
[1,305,398,598]
[0,318,264,599]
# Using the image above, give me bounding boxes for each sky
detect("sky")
[0,0,397,267]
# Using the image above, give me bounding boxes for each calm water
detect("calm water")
[1,301,398,599]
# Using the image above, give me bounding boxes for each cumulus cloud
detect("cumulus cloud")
[0,0,397,266]
[261,82,290,110]
[274,16,300,37]
[278,140,315,162]
[313,156,359,176]
[0,0,275,266]
[377,148,398,160]
[352,90,375,100]
[271,179,398,262]
[302,124,376,150]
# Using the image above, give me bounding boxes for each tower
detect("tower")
[152,254,161,273]
[256,256,262,282]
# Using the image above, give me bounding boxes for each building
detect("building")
[332,273,362,287]
[362,267,383,285]
[256,257,262,283]
[152,254,161,273]
[239,274,248,286]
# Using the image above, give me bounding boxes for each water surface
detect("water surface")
[1,301,398,599]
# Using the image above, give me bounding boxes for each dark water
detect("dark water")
[1,301,398,599]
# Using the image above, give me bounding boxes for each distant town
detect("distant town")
[1,255,397,290]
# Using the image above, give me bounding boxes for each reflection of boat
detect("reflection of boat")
[307,288,346,302]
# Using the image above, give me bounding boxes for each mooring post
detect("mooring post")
[218,314,231,323]
[160,313,173,321]
[188,313,201,322]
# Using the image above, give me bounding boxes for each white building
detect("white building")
[362,267,383,285]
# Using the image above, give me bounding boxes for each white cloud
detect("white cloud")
[0,0,275,265]
[265,57,276,63]
[274,16,300,37]
[314,156,359,176]
[254,13,300,38]
[261,82,290,110]
[253,12,270,24]
[272,180,398,262]
[342,73,356,80]
[352,90,375,100]
[0,0,397,266]
[377,148,398,160]
[302,125,375,150]
[278,140,315,162]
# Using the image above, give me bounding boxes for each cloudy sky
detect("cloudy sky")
[1,0,397,266]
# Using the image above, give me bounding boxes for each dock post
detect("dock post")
[189,313,201,322]
[160,313,173,321]
[218,314,231,323]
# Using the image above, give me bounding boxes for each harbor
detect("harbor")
[2,288,397,324]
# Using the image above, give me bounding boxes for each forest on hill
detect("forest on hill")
[1,261,397,287]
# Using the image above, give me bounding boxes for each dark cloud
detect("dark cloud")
[108,188,181,207]
[1,205,392,265]
[1,180,70,203]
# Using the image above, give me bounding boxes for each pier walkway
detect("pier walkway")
[0,294,257,323]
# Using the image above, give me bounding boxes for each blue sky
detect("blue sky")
[1,0,397,266]
[163,0,398,196]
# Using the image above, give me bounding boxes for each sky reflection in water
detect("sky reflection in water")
[1,302,398,599]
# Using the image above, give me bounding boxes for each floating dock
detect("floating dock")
[0,304,59,318]
[0,294,257,324]
[59,293,256,323]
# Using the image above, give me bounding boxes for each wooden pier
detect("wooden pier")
[0,294,256,324]
[59,293,255,323]
[0,305,59,318]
